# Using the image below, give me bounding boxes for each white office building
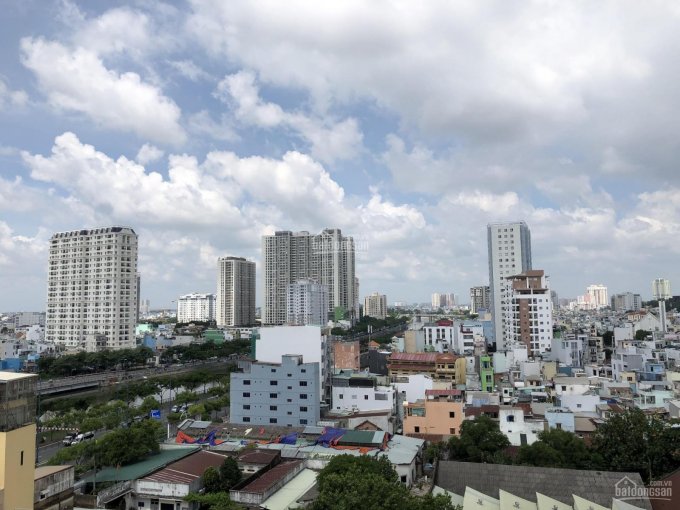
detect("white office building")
[286,279,329,326]
[501,270,553,356]
[610,292,642,312]
[46,226,138,350]
[262,229,356,325]
[216,257,256,327]
[364,292,387,319]
[177,293,216,323]
[487,221,532,350]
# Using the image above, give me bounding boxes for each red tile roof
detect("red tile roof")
[388,352,438,363]
[143,450,228,484]
[239,460,302,494]
[426,389,462,396]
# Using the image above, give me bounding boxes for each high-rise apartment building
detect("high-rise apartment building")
[487,221,532,350]
[286,279,329,326]
[216,257,256,327]
[177,293,216,323]
[586,284,608,309]
[46,226,138,350]
[262,229,356,325]
[501,270,553,355]
[364,292,387,319]
[469,286,490,314]
[652,278,671,300]
[432,292,456,309]
[610,292,642,312]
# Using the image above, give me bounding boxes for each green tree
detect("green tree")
[311,455,455,510]
[592,408,680,482]
[218,457,242,490]
[602,331,613,348]
[448,415,510,462]
[517,429,594,469]
[202,466,222,493]
[635,329,651,340]
[139,396,161,416]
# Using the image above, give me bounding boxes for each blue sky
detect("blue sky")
[2,0,680,310]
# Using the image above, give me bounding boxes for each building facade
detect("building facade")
[286,279,329,326]
[229,355,321,427]
[501,270,553,355]
[262,229,356,325]
[177,293,216,323]
[216,257,256,327]
[487,222,532,350]
[0,372,37,510]
[469,286,490,314]
[586,284,608,309]
[364,292,387,319]
[610,292,642,312]
[46,226,138,349]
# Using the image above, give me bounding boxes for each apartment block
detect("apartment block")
[229,355,320,427]
[262,229,356,325]
[216,257,256,327]
[469,286,490,314]
[487,222,532,350]
[177,293,216,323]
[501,270,553,355]
[46,226,138,350]
[364,292,387,319]
[286,279,329,326]
[404,390,464,440]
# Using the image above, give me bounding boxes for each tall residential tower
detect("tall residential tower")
[46,226,138,350]
[216,257,256,327]
[262,229,356,325]
[487,221,532,350]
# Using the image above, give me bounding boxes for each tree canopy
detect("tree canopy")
[448,415,510,463]
[311,455,455,510]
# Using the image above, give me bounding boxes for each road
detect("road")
[38,358,236,396]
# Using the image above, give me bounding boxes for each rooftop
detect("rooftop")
[142,450,227,485]
[389,352,438,363]
[239,460,303,495]
[34,465,72,480]
[0,371,37,381]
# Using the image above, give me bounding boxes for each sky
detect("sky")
[1,0,680,311]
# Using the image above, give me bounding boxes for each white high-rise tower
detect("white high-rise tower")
[487,221,532,350]
[652,278,671,333]
[46,226,138,350]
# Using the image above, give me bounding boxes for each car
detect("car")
[179,404,188,413]
[62,433,76,446]
[171,405,179,413]
[71,433,85,444]
[83,431,95,440]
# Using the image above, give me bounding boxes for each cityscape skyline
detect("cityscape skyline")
[2,2,680,310]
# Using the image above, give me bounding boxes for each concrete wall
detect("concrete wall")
[0,424,36,510]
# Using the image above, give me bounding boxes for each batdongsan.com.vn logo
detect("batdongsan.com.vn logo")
[614,476,672,502]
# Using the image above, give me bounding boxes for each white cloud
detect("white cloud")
[0,79,28,109]
[136,144,165,165]
[216,70,363,163]
[21,37,186,145]
[168,59,212,81]
[187,110,239,142]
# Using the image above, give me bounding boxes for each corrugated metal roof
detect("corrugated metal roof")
[389,352,438,362]
[260,468,318,510]
[143,450,228,484]
[426,389,462,396]
[83,446,200,483]
[240,460,303,494]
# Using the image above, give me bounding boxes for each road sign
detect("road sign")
[150,409,161,420]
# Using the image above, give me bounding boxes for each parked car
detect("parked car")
[83,431,95,440]
[171,405,179,413]
[179,404,188,413]
[62,433,77,446]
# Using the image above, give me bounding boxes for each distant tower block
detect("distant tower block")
[652,278,671,333]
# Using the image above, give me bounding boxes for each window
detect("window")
[270,418,277,424]
[20,450,24,466]
[243,404,250,410]
[270,380,278,386]
[364,395,369,400]
[507,415,515,422]
[449,411,456,418]
[556,423,562,430]
[576,403,582,408]
[300,406,308,412]
[270,405,278,411]
[270,393,278,398]
[243,379,251,385]
[243,417,250,423]
[271,368,276,373]
[450,428,456,434]
[414,426,420,433]
[300,419,308,425]
[339,394,344,399]
[300,381,308,386]
[242,392,250,397]
[301,369,306,373]
[300,393,308,399]
[561,385,567,391]
[138,503,145,508]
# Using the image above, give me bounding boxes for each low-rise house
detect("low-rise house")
[34,465,74,510]
[558,393,601,413]
[331,371,396,414]
[545,407,575,433]
[403,389,464,440]
[498,406,545,446]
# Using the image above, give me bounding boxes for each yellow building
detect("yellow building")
[403,390,465,441]
[0,372,38,510]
